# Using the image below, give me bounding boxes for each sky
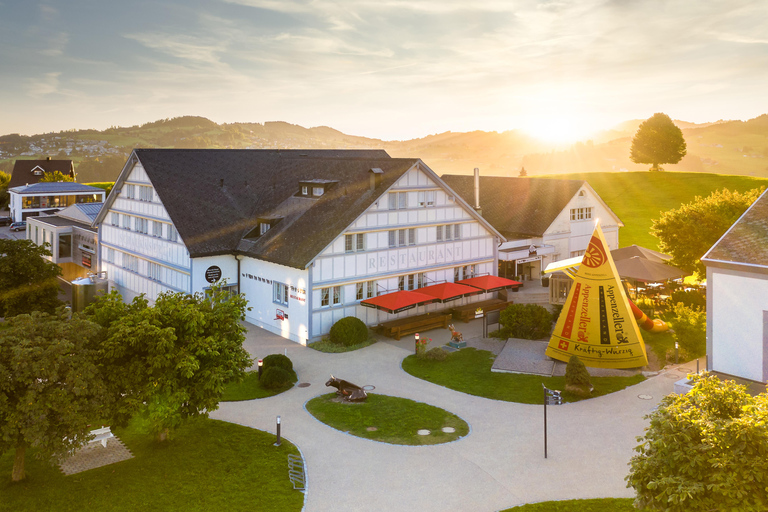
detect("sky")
[1,0,767,142]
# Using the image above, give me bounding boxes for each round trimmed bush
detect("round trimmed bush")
[565,355,592,397]
[262,353,293,373]
[329,316,368,347]
[423,347,448,362]
[261,366,296,390]
[499,303,552,339]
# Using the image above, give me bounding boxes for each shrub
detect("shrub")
[260,366,296,390]
[565,355,592,397]
[422,347,447,362]
[670,289,706,309]
[262,353,293,373]
[671,302,706,358]
[329,316,368,346]
[499,303,552,339]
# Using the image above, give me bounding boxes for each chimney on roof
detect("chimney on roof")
[369,168,383,191]
[46,156,51,160]
[219,178,224,188]
[473,167,482,215]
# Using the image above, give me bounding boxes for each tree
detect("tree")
[499,303,552,339]
[0,311,108,481]
[518,166,528,177]
[0,239,63,317]
[85,286,252,440]
[627,373,768,511]
[39,170,74,182]
[630,113,687,171]
[670,302,706,359]
[651,187,764,278]
[0,170,10,209]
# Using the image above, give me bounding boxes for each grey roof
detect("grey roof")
[440,175,586,238]
[28,215,96,231]
[10,182,105,194]
[72,202,104,222]
[9,159,75,188]
[99,149,424,268]
[703,189,768,269]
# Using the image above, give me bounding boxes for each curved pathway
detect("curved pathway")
[212,323,693,512]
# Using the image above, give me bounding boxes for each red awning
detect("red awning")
[457,275,522,292]
[418,282,483,303]
[360,290,439,314]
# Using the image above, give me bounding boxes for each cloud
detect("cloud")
[27,71,61,97]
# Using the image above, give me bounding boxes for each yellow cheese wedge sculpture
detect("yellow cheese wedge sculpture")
[544,222,648,369]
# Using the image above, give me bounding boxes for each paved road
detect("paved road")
[212,323,695,512]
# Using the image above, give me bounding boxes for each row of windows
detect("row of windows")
[570,207,593,221]
[348,223,465,252]
[388,190,436,210]
[388,228,416,248]
[124,184,154,202]
[105,247,182,287]
[110,212,179,242]
[436,224,461,241]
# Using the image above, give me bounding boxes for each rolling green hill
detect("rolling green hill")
[545,172,768,249]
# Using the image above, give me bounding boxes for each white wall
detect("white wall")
[190,255,239,294]
[241,257,310,345]
[709,268,768,382]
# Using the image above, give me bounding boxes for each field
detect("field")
[544,171,768,249]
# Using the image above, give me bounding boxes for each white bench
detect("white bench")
[88,426,114,448]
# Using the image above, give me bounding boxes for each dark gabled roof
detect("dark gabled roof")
[9,159,75,188]
[440,175,585,238]
[10,182,104,194]
[103,149,419,268]
[703,189,768,269]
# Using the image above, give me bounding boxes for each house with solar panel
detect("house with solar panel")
[702,188,768,384]
[26,202,102,281]
[440,175,623,282]
[93,149,505,344]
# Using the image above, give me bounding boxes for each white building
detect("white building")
[441,175,623,280]
[93,149,504,344]
[26,203,102,281]
[702,189,768,383]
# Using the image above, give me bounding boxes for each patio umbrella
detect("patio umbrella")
[418,282,483,303]
[614,256,688,283]
[360,290,438,314]
[611,244,671,263]
[456,275,522,292]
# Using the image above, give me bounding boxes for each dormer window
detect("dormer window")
[297,179,336,198]
[312,187,324,197]
[301,185,308,195]
[245,217,283,239]
[259,222,270,235]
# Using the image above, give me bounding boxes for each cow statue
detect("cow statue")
[325,375,368,402]
[448,324,464,343]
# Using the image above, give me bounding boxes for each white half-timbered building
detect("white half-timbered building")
[93,149,504,344]
[441,175,623,281]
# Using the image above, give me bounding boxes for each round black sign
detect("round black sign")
[205,265,222,284]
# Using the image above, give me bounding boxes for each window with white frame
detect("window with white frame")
[454,267,461,282]
[417,190,436,207]
[345,233,366,253]
[148,262,162,281]
[106,247,115,264]
[321,286,341,306]
[312,186,324,197]
[356,233,364,252]
[139,186,153,202]
[167,224,178,242]
[398,229,406,246]
[570,250,586,257]
[388,230,396,248]
[134,217,148,234]
[332,286,342,306]
[122,214,131,230]
[125,184,136,199]
[111,212,119,227]
[321,288,330,307]
[366,280,375,298]
[273,281,289,305]
[388,191,408,210]
[445,224,452,240]
[398,276,405,291]
[407,274,415,290]
[570,207,593,221]
[436,225,443,241]
[301,185,308,195]
[152,221,163,238]
[408,228,415,246]
[356,282,365,300]
[259,222,270,235]
[123,253,139,273]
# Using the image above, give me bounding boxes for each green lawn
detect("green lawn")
[0,417,304,512]
[221,370,295,401]
[307,337,378,353]
[546,171,768,249]
[305,392,469,445]
[503,498,636,511]
[402,348,645,404]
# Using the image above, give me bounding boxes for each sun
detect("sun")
[522,115,593,145]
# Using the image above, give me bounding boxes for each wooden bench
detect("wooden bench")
[451,299,514,323]
[88,426,114,448]
[379,313,452,340]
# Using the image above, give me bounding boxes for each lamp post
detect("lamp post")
[275,415,281,447]
[258,359,263,380]
[415,333,419,355]
[675,342,679,364]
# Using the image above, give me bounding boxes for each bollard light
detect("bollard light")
[275,415,282,447]
[415,333,420,355]
[675,341,679,364]
[258,359,263,380]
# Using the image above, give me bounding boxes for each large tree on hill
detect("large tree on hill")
[630,113,687,171]
[0,311,108,482]
[626,373,768,511]
[0,239,63,317]
[84,286,252,440]
[0,171,10,209]
[39,170,74,182]
[651,187,764,278]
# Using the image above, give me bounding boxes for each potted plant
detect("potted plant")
[540,271,550,287]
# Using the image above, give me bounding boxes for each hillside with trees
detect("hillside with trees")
[1,114,767,183]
